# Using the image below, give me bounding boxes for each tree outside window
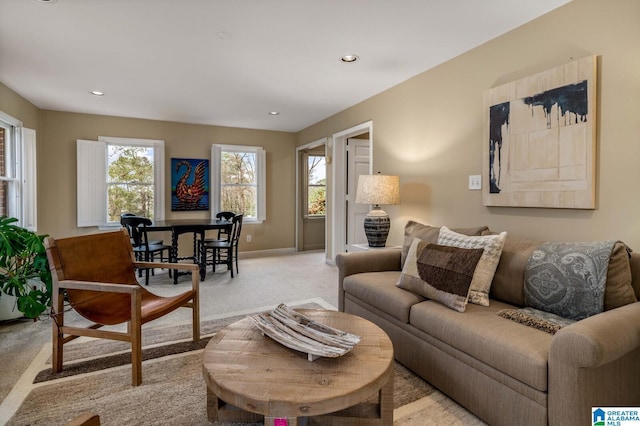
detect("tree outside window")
[212,144,265,223]
[307,155,326,216]
[107,145,155,222]
[221,151,257,218]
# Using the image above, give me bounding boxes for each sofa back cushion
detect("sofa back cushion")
[628,252,640,300]
[402,221,489,267]
[490,236,542,307]
[603,242,637,310]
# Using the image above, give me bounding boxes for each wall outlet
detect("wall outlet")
[468,175,482,190]
[246,235,252,242]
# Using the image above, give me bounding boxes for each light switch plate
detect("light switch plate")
[469,175,482,190]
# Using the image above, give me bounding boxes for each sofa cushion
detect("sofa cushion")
[410,300,551,392]
[398,240,483,312]
[491,236,543,306]
[343,271,422,323]
[604,241,637,310]
[437,226,507,307]
[401,221,489,267]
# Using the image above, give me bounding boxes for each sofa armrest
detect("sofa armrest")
[336,250,401,311]
[548,302,640,426]
[550,302,640,368]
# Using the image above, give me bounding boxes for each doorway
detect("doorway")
[328,121,373,262]
[345,137,371,251]
[296,138,328,252]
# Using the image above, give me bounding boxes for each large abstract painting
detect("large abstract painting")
[483,56,597,209]
[171,158,209,211]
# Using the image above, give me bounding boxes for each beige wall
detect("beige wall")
[296,0,640,250]
[0,84,296,252]
[24,107,295,251]
[0,83,40,130]
[3,0,639,253]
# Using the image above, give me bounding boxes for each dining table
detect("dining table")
[147,218,233,284]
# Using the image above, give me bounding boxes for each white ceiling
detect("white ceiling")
[0,0,570,133]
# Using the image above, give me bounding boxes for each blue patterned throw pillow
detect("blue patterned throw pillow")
[524,241,617,321]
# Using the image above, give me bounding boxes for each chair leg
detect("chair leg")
[130,291,142,386]
[191,274,200,342]
[229,248,234,278]
[235,246,239,275]
[52,289,65,373]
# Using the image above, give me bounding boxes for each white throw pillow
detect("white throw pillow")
[437,226,507,306]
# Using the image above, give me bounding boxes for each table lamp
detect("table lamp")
[355,173,400,247]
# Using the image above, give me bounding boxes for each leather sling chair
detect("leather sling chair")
[45,228,200,386]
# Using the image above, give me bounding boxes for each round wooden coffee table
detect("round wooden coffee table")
[202,309,394,426]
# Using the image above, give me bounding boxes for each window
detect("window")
[211,144,265,223]
[0,112,36,230]
[77,137,165,227]
[306,154,326,217]
[107,145,155,221]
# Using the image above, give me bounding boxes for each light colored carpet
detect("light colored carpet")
[0,251,486,425]
[1,302,485,426]
[0,250,339,404]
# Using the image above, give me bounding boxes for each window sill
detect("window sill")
[303,215,326,220]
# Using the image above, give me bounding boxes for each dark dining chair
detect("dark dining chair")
[201,214,243,277]
[203,211,236,244]
[121,213,163,246]
[120,215,171,285]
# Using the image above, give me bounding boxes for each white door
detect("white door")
[346,138,370,251]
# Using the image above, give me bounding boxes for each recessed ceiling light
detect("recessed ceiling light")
[90,90,105,96]
[36,0,57,3]
[341,54,359,63]
[268,111,280,116]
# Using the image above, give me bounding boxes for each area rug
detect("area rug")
[3,301,485,425]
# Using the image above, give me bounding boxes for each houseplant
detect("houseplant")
[0,216,52,320]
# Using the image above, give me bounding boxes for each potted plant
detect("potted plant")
[0,216,52,320]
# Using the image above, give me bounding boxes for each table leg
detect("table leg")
[379,369,394,425]
[265,416,298,426]
[206,388,263,423]
[171,230,179,284]
[196,230,206,281]
[206,388,221,422]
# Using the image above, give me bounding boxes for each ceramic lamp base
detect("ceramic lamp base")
[363,208,390,247]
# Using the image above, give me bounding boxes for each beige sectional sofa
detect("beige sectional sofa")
[336,222,640,426]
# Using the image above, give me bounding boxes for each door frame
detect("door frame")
[328,121,373,263]
[295,137,328,252]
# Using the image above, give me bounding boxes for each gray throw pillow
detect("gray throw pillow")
[524,241,616,321]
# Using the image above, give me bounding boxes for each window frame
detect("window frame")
[304,153,326,219]
[211,144,266,223]
[0,111,37,231]
[77,136,165,228]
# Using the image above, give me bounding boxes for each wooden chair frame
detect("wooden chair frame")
[45,229,200,386]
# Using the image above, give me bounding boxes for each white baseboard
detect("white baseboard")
[238,247,296,259]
